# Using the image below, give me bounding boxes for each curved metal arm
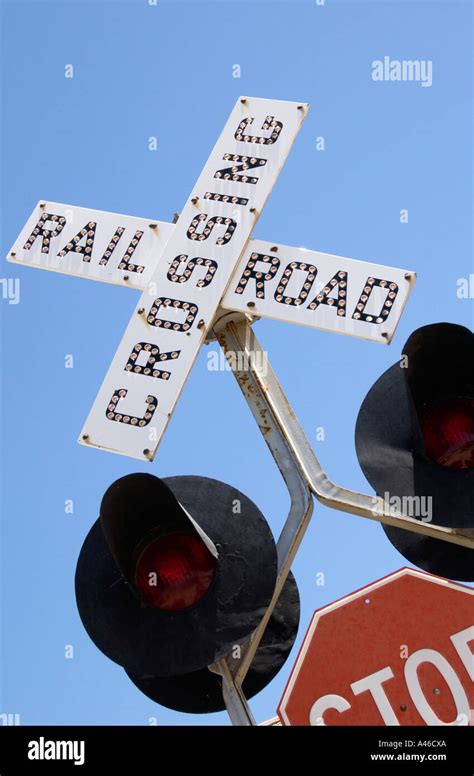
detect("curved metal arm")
[211,317,474,726]
[221,320,474,550]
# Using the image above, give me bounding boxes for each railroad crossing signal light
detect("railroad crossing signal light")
[125,571,300,714]
[355,323,474,582]
[75,473,300,712]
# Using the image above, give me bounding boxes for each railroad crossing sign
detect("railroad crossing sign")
[6,96,415,462]
[8,201,414,342]
[278,568,474,726]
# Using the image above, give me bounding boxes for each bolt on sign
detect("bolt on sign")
[6,96,416,462]
[278,568,474,726]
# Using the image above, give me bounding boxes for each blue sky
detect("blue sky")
[1,0,472,725]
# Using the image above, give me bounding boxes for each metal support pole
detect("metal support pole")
[216,320,474,551]
[208,659,257,726]
[213,320,314,697]
[210,317,474,724]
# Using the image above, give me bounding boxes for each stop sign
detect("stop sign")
[278,568,473,726]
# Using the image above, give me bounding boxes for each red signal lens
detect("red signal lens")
[135,532,217,611]
[421,398,474,469]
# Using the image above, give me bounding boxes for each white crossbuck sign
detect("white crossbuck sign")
[7,97,415,462]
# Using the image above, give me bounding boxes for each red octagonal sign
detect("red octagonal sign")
[278,568,473,726]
